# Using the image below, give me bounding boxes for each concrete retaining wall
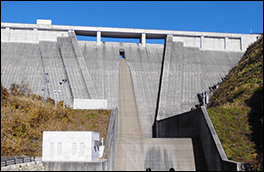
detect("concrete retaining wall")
[156,106,241,171]
[1,160,108,171]
[103,107,118,171]
[1,161,45,171]
[42,159,107,171]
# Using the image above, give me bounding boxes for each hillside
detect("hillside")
[207,35,263,170]
[1,83,111,157]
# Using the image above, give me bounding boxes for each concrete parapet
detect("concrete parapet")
[2,20,260,52]
[173,34,259,52]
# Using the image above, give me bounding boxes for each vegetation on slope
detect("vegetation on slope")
[207,35,263,170]
[1,83,111,157]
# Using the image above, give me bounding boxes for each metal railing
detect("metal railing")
[1,156,36,167]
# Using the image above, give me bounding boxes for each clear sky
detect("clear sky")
[1,1,263,44]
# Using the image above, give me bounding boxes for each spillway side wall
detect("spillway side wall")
[103,107,118,171]
[156,106,241,171]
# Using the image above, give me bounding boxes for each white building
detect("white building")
[42,131,104,162]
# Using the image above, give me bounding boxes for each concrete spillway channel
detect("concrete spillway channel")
[114,58,144,170]
[114,58,195,171]
[117,58,143,139]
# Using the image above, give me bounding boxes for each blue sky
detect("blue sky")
[1,1,263,44]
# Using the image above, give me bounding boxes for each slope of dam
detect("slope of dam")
[1,42,44,96]
[39,41,72,106]
[157,36,244,120]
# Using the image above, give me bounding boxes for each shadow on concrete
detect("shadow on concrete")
[152,110,207,171]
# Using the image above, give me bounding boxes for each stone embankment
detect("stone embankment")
[1,161,46,171]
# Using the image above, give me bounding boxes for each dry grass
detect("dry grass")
[207,35,263,171]
[1,83,111,157]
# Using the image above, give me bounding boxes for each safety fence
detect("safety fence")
[1,156,36,167]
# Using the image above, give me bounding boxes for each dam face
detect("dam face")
[1,20,260,171]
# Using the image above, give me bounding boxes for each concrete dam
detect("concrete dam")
[1,20,261,171]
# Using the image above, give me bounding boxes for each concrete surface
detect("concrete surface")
[114,138,195,171]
